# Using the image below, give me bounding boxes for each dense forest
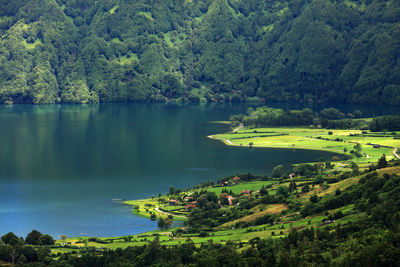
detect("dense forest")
[0,0,399,104]
[229,106,400,130]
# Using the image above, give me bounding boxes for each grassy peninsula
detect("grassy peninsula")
[209,127,399,164]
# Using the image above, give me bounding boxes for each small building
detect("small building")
[220,193,235,205]
[232,176,241,184]
[227,195,234,205]
[240,190,251,196]
[221,181,229,187]
[185,204,196,210]
[184,196,193,202]
[169,199,179,206]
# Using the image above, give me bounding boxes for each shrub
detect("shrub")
[199,231,208,237]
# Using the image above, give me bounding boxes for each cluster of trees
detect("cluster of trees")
[230,106,367,128]
[0,0,399,104]
[369,116,400,131]
[0,230,54,265]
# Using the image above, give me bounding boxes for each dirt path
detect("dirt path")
[207,135,237,146]
[233,123,244,133]
[394,148,400,160]
[155,207,187,219]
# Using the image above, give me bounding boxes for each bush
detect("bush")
[272,165,284,178]
[199,231,208,237]
[310,195,319,203]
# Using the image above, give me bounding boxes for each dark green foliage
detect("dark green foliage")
[272,165,284,178]
[370,116,400,131]
[0,0,399,104]
[25,230,42,245]
[377,154,388,169]
[37,235,54,246]
[309,194,319,203]
[157,217,172,230]
[230,106,372,129]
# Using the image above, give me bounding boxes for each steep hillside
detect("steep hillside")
[0,0,399,104]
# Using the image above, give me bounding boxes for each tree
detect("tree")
[25,230,42,245]
[302,184,310,193]
[60,235,67,242]
[289,181,297,193]
[260,185,268,196]
[335,189,342,196]
[320,108,343,120]
[1,232,21,265]
[377,154,388,169]
[349,161,359,174]
[38,235,54,246]
[157,217,172,230]
[272,165,284,178]
[354,143,362,153]
[276,186,289,198]
[353,110,362,118]
[169,186,175,195]
[310,194,319,203]
[1,232,19,245]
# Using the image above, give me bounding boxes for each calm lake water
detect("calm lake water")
[0,102,398,238]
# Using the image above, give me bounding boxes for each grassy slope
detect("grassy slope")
[57,167,400,249]
[204,180,275,195]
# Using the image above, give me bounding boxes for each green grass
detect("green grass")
[118,53,139,65]
[194,14,206,23]
[203,180,275,195]
[124,197,187,221]
[164,31,186,48]
[111,38,122,43]
[23,39,42,49]
[210,127,399,164]
[109,5,119,14]
[262,24,274,32]
[138,11,154,20]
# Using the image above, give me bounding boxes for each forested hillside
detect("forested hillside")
[0,0,399,104]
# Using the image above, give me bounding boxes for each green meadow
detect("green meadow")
[210,127,399,164]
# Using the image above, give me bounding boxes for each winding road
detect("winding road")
[155,207,187,219]
[394,148,400,160]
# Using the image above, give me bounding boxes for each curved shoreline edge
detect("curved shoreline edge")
[207,134,348,156]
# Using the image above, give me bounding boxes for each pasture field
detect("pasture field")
[210,127,399,164]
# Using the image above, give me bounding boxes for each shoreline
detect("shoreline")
[207,126,398,164]
[207,134,348,155]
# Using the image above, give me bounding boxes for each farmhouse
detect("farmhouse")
[184,196,193,202]
[169,199,179,206]
[232,176,241,184]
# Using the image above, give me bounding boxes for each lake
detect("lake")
[0,102,398,238]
